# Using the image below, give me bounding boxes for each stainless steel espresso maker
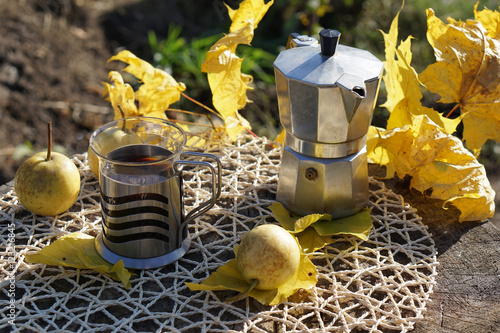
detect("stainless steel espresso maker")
[274,29,383,218]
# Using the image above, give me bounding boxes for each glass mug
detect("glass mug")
[90,117,221,269]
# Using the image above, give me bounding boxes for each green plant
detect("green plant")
[148,26,218,103]
[148,23,279,137]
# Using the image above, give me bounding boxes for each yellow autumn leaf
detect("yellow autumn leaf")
[294,213,331,233]
[380,4,460,134]
[275,129,285,144]
[268,202,373,253]
[419,8,500,154]
[107,50,186,117]
[293,227,335,254]
[185,238,317,306]
[312,209,372,240]
[202,0,273,141]
[226,0,274,33]
[367,125,394,174]
[202,31,252,141]
[474,2,500,39]
[25,232,133,289]
[224,112,251,143]
[269,201,300,231]
[102,71,139,119]
[372,114,495,222]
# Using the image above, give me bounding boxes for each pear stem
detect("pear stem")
[46,121,52,161]
[225,279,259,303]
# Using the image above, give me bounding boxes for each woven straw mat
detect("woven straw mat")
[0,133,437,332]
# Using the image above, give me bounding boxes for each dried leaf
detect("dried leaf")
[25,232,132,288]
[270,205,333,253]
[380,5,460,134]
[107,50,186,118]
[312,209,372,240]
[419,8,500,154]
[202,0,273,141]
[275,129,285,145]
[202,31,252,141]
[370,5,496,223]
[294,213,331,234]
[185,238,317,306]
[226,0,273,33]
[102,71,139,119]
[474,2,500,39]
[367,125,394,175]
[294,227,334,254]
[372,114,495,222]
[268,201,299,231]
[269,202,373,253]
[223,110,252,142]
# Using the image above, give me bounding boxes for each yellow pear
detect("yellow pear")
[236,224,301,290]
[14,122,81,216]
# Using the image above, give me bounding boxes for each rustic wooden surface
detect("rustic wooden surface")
[3,169,500,332]
[374,170,500,333]
[414,221,500,332]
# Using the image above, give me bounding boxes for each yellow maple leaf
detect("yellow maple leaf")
[367,125,394,174]
[102,71,139,119]
[226,0,274,33]
[474,2,500,39]
[275,129,285,144]
[203,42,250,117]
[224,112,251,144]
[25,232,133,288]
[202,0,274,141]
[268,202,373,253]
[419,8,500,154]
[372,114,495,222]
[380,5,460,134]
[107,50,186,118]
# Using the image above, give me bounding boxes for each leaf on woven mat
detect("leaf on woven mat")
[292,227,335,255]
[419,6,500,155]
[268,202,373,253]
[185,245,317,306]
[368,114,495,222]
[312,209,373,238]
[25,232,133,289]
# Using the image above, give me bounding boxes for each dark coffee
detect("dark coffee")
[99,144,182,257]
[107,144,174,163]
[103,144,175,182]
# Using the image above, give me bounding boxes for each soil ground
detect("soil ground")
[0,0,221,185]
[0,0,123,184]
[0,0,499,228]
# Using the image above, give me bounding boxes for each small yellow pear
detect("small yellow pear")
[236,224,301,290]
[15,122,81,216]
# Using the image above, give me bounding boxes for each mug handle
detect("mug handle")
[174,152,222,245]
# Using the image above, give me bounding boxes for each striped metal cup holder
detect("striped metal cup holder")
[90,117,221,269]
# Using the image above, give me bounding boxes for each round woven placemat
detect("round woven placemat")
[0,134,437,332]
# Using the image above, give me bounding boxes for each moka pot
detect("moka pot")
[274,29,384,218]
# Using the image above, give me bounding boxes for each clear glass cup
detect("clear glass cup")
[90,117,221,269]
